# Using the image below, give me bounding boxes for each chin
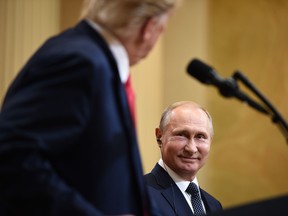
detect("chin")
[179,163,197,171]
[130,56,144,66]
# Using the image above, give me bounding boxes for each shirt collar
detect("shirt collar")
[158,158,199,193]
[85,19,130,83]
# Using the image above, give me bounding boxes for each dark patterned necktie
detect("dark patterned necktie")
[186,182,206,215]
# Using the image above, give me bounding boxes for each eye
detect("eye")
[171,131,189,142]
[195,133,206,140]
[178,132,186,137]
[175,131,188,137]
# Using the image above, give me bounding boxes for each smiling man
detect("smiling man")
[144,101,222,216]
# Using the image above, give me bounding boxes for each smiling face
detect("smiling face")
[156,103,212,181]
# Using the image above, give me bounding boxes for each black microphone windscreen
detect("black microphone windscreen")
[186,59,214,84]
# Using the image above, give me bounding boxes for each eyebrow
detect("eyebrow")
[172,128,188,134]
[172,127,209,136]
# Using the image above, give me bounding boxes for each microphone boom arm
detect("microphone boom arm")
[232,71,288,144]
[217,77,269,115]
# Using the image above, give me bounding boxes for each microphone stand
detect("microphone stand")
[232,71,288,144]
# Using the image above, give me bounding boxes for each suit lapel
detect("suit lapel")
[200,188,219,214]
[75,20,134,131]
[75,20,147,214]
[152,164,193,216]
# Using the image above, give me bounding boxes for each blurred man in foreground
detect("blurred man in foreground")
[0,0,180,215]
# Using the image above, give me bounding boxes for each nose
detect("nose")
[184,139,198,154]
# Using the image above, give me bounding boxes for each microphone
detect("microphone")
[186,59,268,114]
[187,59,239,98]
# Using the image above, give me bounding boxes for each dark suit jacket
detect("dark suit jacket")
[144,164,223,216]
[0,20,151,216]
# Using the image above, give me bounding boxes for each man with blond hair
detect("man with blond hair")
[0,0,180,215]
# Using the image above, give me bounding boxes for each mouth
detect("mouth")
[180,156,200,161]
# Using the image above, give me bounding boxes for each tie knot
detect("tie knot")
[186,182,199,196]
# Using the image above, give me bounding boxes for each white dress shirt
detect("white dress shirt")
[158,159,207,214]
[85,19,130,84]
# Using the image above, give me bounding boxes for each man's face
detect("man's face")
[129,12,171,66]
[158,105,212,181]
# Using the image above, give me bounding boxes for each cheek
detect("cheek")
[141,42,154,58]
[163,142,184,157]
[200,144,211,157]
[142,32,161,56]
[162,142,174,153]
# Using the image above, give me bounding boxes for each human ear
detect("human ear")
[141,17,164,41]
[155,128,162,147]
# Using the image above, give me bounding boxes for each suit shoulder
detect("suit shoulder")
[200,188,222,209]
[144,172,156,184]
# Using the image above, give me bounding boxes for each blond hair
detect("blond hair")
[81,0,181,37]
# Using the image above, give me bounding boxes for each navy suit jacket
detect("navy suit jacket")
[144,164,223,216]
[0,20,151,215]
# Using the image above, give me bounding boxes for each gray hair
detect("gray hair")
[159,101,214,138]
[81,0,181,37]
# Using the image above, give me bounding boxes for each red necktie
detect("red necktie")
[125,74,136,126]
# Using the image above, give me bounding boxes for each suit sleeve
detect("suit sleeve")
[0,52,104,215]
